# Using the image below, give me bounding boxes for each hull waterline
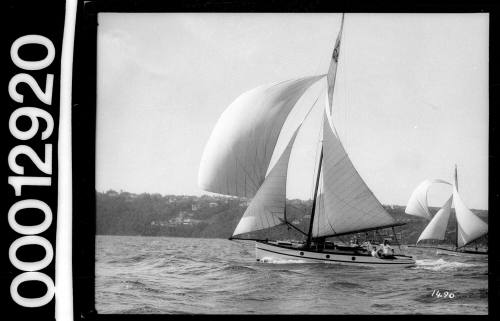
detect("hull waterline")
[406,245,488,256]
[255,241,415,267]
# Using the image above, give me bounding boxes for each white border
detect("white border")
[56,0,77,320]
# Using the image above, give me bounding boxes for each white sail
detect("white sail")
[232,127,300,236]
[326,13,344,115]
[311,105,395,237]
[405,179,452,219]
[198,75,324,198]
[453,185,488,248]
[416,196,452,243]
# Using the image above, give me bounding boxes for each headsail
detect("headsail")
[311,104,396,238]
[453,185,488,248]
[416,196,452,244]
[405,179,452,219]
[198,75,324,198]
[232,127,300,236]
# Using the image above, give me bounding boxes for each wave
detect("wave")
[122,279,146,287]
[221,265,258,273]
[371,303,394,311]
[415,258,476,271]
[120,279,165,295]
[459,288,488,300]
[258,257,309,264]
[333,281,362,289]
[97,236,488,314]
[269,269,304,276]
[120,305,163,314]
[108,253,152,264]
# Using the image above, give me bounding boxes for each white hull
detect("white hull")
[255,242,415,267]
[407,245,488,256]
[436,247,488,257]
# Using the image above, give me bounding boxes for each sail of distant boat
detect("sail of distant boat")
[405,166,488,249]
[405,179,452,220]
[416,196,452,243]
[452,168,488,248]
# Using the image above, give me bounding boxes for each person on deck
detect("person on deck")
[378,240,394,258]
[362,241,378,257]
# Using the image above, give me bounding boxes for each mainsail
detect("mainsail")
[232,128,300,236]
[198,75,324,199]
[311,106,396,237]
[405,179,452,219]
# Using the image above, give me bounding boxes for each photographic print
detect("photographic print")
[95,13,489,314]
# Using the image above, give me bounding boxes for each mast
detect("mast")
[454,164,459,249]
[306,13,344,248]
[306,150,323,248]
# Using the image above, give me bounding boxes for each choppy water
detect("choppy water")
[96,235,488,314]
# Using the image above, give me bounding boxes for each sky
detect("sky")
[96,13,489,210]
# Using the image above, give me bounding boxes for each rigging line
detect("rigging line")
[266,76,325,177]
[232,152,259,195]
[315,183,322,238]
[307,97,323,240]
[288,203,304,211]
[392,227,402,251]
[307,148,323,248]
[302,88,322,123]
[314,175,338,238]
[283,201,287,223]
[279,90,322,225]
[324,204,338,236]
[310,133,320,199]
[319,185,324,237]
[263,204,273,233]
[310,106,324,199]
[279,218,308,236]
[256,206,266,236]
[340,16,350,149]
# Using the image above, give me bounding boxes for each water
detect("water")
[96,235,488,314]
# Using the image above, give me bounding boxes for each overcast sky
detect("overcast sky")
[96,13,488,210]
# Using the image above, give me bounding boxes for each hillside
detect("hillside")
[96,190,488,246]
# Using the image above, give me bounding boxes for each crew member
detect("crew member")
[378,240,394,258]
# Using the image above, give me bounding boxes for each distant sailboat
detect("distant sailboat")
[198,14,415,267]
[405,165,488,255]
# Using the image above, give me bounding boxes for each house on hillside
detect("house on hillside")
[106,190,119,197]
